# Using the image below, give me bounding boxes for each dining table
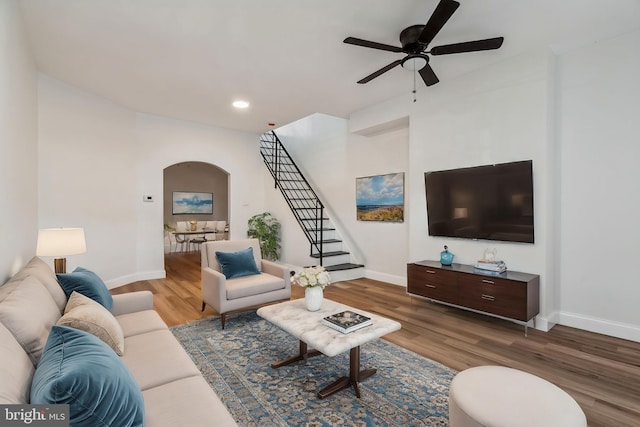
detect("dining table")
[171,229,221,252]
[172,229,219,238]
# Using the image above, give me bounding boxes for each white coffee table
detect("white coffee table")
[257,298,401,398]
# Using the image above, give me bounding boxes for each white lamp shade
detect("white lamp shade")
[36,228,87,257]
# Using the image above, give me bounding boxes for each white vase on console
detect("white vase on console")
[305,286,323,311]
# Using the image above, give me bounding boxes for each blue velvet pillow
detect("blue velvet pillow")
[57,267,113,310]
[216,247,260,279]
[31,326,144,427]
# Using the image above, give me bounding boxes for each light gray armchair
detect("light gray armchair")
[201,238,291,329]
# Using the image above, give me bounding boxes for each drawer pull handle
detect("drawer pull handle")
[482,279,495,285]
[425,270,436,274]
[481,294,496,301]
[425,284,436,288]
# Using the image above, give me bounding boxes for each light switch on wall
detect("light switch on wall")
[143,195,154,202]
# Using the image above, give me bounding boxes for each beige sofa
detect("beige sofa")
[0,256,237,427]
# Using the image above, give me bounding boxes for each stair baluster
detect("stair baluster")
[259,131,362,274]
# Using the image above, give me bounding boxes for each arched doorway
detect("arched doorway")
[163,161,229,252]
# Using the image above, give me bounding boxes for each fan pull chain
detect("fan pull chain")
[413,68,417,103]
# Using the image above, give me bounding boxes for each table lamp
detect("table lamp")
[36,227,87,274]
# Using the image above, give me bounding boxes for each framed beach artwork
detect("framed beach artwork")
[172,191,213,215]
[356,172,404,222]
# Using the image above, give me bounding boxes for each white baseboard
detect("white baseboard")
[364,270,406,287]
[533,315,554,332]
[558,311,640,343]
[546,310,560,326]
[540,310,559,332]
[106,270,166,289]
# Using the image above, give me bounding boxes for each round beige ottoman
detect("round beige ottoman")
[449,366,586,427]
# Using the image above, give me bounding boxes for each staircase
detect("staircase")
[259,131,364,280]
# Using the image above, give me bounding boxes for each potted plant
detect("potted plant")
[247,212,281,261]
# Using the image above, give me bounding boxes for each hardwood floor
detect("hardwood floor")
[112,252,640,427]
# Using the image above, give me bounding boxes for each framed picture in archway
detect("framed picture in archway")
[172,191,213,214]
[356,172,404,222]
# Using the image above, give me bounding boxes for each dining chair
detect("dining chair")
[175,221,192,252]
[216,221,227,240]
[164,229,176,253]
[190,233,206,252]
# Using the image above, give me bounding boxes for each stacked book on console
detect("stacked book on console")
[322,310,372,334]
[474,259,508,273]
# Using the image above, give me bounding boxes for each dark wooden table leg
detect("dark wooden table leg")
[350,346,362,398]
[271,340,321,369]
[317,346,377,399]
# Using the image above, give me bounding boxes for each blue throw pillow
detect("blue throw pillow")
[216,247,260,279]
[31,326,144,427]
[57,267,113,310]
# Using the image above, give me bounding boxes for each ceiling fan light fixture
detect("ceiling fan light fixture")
[344,0,504,87]
[401,55,428,71]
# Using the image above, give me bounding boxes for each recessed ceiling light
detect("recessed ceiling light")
[232,100,250,109]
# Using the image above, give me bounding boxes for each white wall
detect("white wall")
[38,76,138,283]
[556,28,640,341]
[344,31,640,341]
[348,127,409,284]
[0,0,38,282]
[349,49,557,331]
[134,113,265,280]
[265,114,353,270]
[37,77,264,287]
[413,50,556,330]
[266,113,410,285]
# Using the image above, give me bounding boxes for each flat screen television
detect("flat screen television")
[425,160,534,243]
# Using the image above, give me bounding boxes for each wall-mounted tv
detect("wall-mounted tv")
[172,191,213,215]
[425,160,534,243]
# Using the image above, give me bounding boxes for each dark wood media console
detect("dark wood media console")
[407,260,540,335]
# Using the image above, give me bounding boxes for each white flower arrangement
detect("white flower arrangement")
[292,266,331,289]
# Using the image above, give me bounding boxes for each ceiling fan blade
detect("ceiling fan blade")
[344,37,403,53]
[357,59,403,84]
[419,63,439,86]
[418,0,460,46]
[430,37,504,55]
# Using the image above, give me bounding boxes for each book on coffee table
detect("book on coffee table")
[322,310,373,334]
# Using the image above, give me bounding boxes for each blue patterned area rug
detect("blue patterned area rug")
[170,312,455,426]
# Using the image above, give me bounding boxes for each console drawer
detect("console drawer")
[457,274,528,321]
[407,264,457,304]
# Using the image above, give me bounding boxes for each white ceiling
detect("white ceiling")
[18,0,640,134]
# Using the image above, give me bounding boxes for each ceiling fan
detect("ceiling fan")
[344,0,504,87]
